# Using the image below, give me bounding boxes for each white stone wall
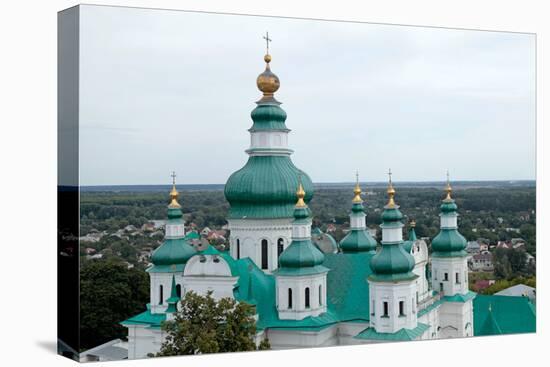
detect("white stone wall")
[440,213,458,229]
[266,325,338,349]
[431,256,469,296]
[182,254,239,300]
[228,218,292,272]
[149,272,185,314]
[276,273,327,320]
[438,299,474,338]
[350,212,366,229]
[164,222,185,239]
[368,279,418,333]
[126,326,165,359]
[381,227,403,243]
[412,239,430,303]
[418,303,441,340]
[249,131,289,152]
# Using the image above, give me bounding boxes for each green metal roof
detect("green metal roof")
[249,104,289,131]
[355,322,430,341]
[224,156,314,219]
[323,252,374,322]
[473,295,536,336]
[443,291,476,303]
[432,228,467,256]
[121,305,166,328]
[151,238,197,266]
[340,229,377,253]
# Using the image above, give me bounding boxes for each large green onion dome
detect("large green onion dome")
[431,181,467,257]
[369,179,416,282]
[151,184,196,267]
[224,52,314,219]
[275,184,328,276]
[225,156,314,219]
[340,181,377,253]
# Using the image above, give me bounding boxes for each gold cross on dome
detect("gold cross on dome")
[388,168,393,185]
[171,171,177,185]
[263,31,272,54]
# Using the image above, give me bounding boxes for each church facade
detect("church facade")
[121,49,533,359]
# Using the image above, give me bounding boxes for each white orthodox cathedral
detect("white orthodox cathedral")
[120,47,531,359]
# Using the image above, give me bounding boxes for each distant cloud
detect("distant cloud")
[77,5,535,185]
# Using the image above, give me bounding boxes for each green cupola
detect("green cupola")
[275,183,328,276]
[431,177,467,257]
[369,172,416,282]
[151,176,196,267]
[340,174,377,253]
[224,51,314,220]
[165,275,180,314]
[402,220,418,253]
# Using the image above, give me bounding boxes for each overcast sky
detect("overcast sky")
[78,5,535,185]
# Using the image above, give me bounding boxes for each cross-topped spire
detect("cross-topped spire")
[386,168,396,208]
[352,170,363,203]
[169,171,181,208]
[263,31,272,55]
[171,171,177,186]
[444,170,453,201]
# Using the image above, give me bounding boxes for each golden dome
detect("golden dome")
[352,171,363,203]
[257,54,280,101]
[444,171,453,201]
[386,169,396,208]
[295,182,306,208]
[168,172,181,209]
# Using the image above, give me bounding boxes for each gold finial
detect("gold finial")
[386,168,396,208]
[257,32,280,101]
[352,170,363,203]
[410,219,416,228]
[444,170,453,201]
[295,174,306,208]
[169,171,181,208]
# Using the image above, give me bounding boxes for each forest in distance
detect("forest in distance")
[80,181,536,256]
[77,181,536,350]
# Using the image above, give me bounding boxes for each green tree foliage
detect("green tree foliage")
[157,291,268,356]
[493,247,530,279]
[80,259,149,350]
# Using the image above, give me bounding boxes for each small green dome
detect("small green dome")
[381,207,404,222]
[151,238,197,266]
[370,244,415,276]
[167,207,183,219]
[431,229,467,255]
[351,202,365,213]
[441,199,458,213]
[402,227,418,253]
[279,239,325,268]
[224,156,314,219]
[340,229,377,253]
[249,104,288,131]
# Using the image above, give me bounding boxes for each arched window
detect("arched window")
[176,284,181,298]
[277,238,284,258]
[319,285,322,306]
[236,239,240,259]
[159,285,164,305]
[288,288,293,309]
[305,287,310,308]
[261,239,268,269]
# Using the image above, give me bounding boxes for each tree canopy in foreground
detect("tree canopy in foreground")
[157,291,270,356]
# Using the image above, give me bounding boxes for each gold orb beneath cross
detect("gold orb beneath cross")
[257,55,280,95]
